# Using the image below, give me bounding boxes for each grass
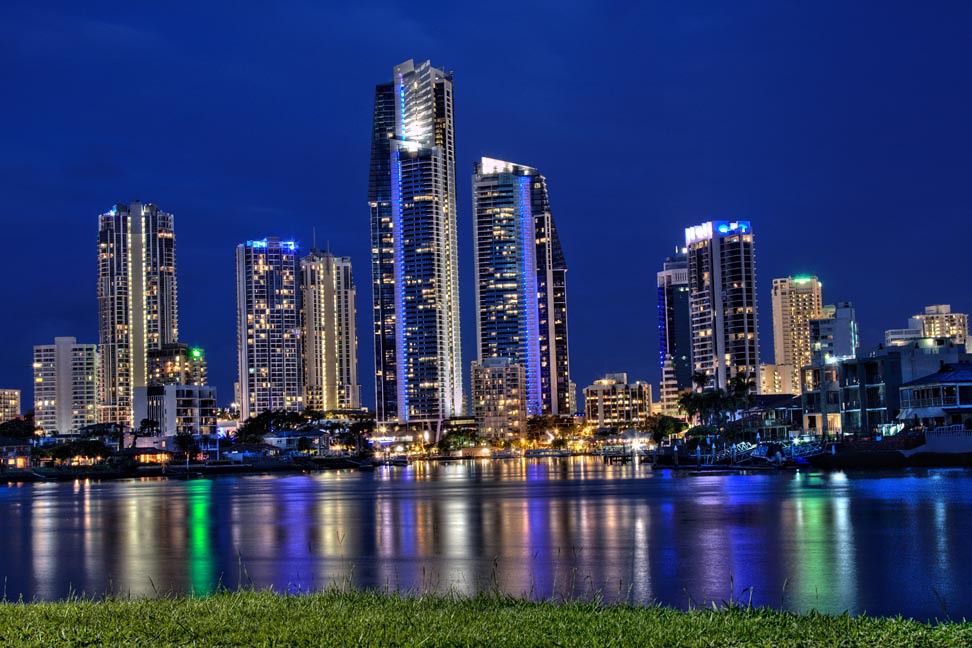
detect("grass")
[0,590,970,647]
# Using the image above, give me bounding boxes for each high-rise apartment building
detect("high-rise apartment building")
[909,305,967,346]
[236,238,303,420]
[147,343,207,387]
[97,202,178,428]
[471,158,572,416]
[685,221,759,389]
[657,248,692,416]
[369,59,463,424]
[301,249,360,412]
[135,385,217,438]
[771,276,823,393]
[810,302,859,364]
[0,389,20,424]
[471,358,527,439]
[583,373,653,431]
[32,337,99,434]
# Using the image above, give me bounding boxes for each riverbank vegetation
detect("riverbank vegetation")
[0,590,968,647]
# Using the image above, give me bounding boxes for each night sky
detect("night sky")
[2,1,970,411]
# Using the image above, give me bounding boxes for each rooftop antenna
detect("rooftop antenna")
[312,227,317,250]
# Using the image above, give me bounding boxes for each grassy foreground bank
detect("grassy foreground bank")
[0,590,969,647]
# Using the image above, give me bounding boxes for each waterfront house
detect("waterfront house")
[898,362,972,429]
[0,437,31,470]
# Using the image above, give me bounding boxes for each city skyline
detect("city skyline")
[1,3,971,411]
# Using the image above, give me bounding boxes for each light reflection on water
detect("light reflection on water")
[0,458,970,619]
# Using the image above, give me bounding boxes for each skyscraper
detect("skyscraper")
[471,158,572,417]
[97,202,178,428]
[32,337,99,434]
[236,238,303,420]
[369,59,463,424]
[657,248,692,416]
[771,275,823,393]
[301,249,360,411]
[685,221,759,389]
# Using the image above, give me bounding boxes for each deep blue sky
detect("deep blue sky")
[1,1,970,411]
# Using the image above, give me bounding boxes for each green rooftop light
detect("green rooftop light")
[793,276,814,284]
[190,348,203,359]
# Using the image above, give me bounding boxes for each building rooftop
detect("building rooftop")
[902,363,972,387]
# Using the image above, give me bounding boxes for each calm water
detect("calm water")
[1,458,970,619]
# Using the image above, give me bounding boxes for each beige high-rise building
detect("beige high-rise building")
[0,389,20,424]
[32,337,99,434]
[301,249,360,412]
[471,358,527,439]
[759,363,796,395]
[771,276,823,394]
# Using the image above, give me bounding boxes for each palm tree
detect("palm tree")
[677,390,701,425]
[691,371,710,390]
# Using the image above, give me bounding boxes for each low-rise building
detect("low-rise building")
[839,338,969,436]
[584,373,652,431]
[898,363,972,429]
[0,437,30,469]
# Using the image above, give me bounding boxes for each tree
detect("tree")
[0,417,36,441]
[173,430,197,458]
[296,436,313,453]
[677,390,701,425]
[691,371,711,390]
[645,414,688,446]
[50,440,111,463]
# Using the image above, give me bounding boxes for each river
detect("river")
[1,457,968,620]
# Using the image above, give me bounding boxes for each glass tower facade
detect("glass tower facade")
[236,238,303,420]
[657,249,692,415]
[370,59,463,423]
[97,201,178,428]
[369,81,397,422]
[472,158,572,416]
[685,221,759,390]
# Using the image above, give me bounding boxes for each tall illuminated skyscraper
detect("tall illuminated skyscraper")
[369,59,462,424]
[97,201,178,428]
[657,248,692,416]
[236,238,303,420]
[472,158,572,416]
[685,221,759,389]
[302,249,360,412]
[770,275,823,393]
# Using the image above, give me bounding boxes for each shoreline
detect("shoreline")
[0,590,968,647]
[3,454,970,486]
